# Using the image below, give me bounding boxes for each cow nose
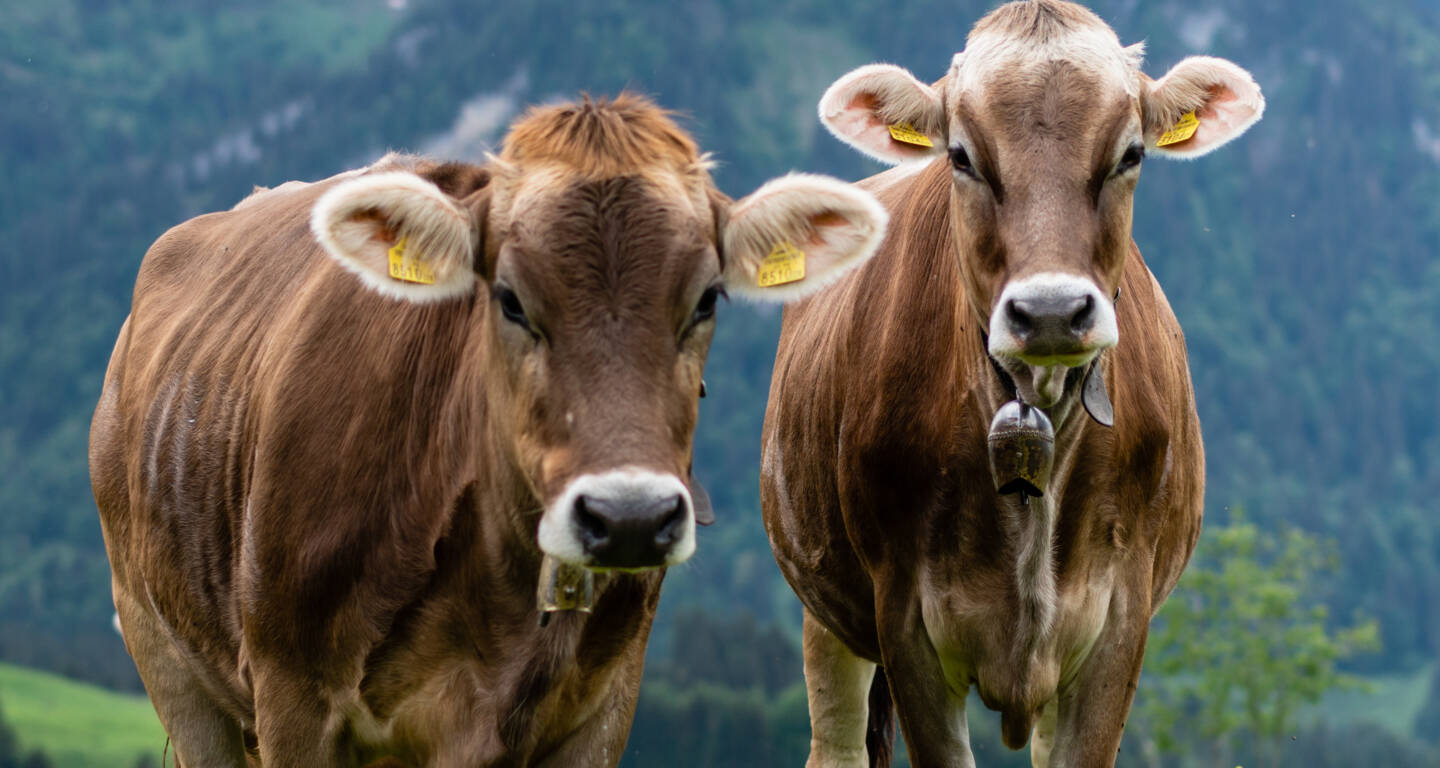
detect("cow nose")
[987,273,1118,365]
[1005,294,1094,338]
[573,491,688,569]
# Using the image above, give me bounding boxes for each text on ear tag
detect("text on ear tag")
[388,237,436,285]
[1155,111,1200,147]
[887,122,933,147]
[757,241,806,287]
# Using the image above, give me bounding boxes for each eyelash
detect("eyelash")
[493,285,532,332]
[681,285,726,342]
[950,145,978,179]
[691,285,723,326]
[1114,143,1145,176]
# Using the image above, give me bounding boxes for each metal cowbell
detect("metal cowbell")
[987,400,1055,497]
[537,554,594,617]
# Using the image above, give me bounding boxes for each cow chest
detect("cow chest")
[917,492,1121,714]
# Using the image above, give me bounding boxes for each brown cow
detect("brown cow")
[761,2,1264,766]
[90,95,887,767]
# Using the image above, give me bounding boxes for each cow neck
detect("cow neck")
[966,319,1098,663]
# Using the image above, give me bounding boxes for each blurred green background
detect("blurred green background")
[2,0,1439,765]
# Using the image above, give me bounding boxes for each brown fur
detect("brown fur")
[969,0,1102,44]
[765,3,1205,766]
[499,94,706,181]
[92,98,736,767]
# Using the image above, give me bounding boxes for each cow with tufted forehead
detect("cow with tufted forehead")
[90,94,886,767]
[761,2,1263,766]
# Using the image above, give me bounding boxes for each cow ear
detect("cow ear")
[819,64,947,165]
[1143,56,1264,159]
[686,470,713,526]
[721,174,887,302]
[311,171,480,302]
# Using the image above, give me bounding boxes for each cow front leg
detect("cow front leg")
[251,668,344,767]
[530,694,636,768]
[875,602,975,768]
[531,655,647,768]
[1048,594,1149,767]
[803,608,876,768]
[1030,698,1058,768]
[115,584,249,768]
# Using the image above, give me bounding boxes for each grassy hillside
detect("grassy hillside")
[0,663,164,768]
[0,658,1430,768]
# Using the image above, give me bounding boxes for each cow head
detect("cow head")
[818,0,1262,407]
[312,95,886,571]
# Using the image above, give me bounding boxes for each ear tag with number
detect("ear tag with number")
[887,122,934,147]
[387,237,436,285]
[756,241,806,288]
[1155,111,1200,147]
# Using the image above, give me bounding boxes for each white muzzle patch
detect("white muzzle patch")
[987,271,1118,366]
[538,467,696,570]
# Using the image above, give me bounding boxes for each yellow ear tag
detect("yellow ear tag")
[387,237,436,285]
[1155,111,1200,147]
[756,241,806,288]
[887,122,934,147]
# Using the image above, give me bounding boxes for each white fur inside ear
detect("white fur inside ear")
[818,64,946,166]
[1123,41,1147,70]
[722,173,888,302]
[1146,56,1264,159]
[310,171,478,303]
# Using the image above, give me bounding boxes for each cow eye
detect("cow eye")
[690,285,725,327]
[950,145,978,179]
[493,285,530,329]
[1114,143,1145,176]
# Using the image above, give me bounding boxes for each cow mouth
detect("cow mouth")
[993,356,1089,409]
[1010,345,1100,369]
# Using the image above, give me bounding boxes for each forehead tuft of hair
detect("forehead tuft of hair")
[970,0,1108,43]
[499,93,706,179]
[954,0,1143,98]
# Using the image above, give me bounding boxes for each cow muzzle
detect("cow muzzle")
[987,272,1118,405]
[989,272,1117,365]
[538,468,696,571]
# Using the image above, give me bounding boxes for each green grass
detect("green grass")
[0,662,166,768]
[0,660,1431,766]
